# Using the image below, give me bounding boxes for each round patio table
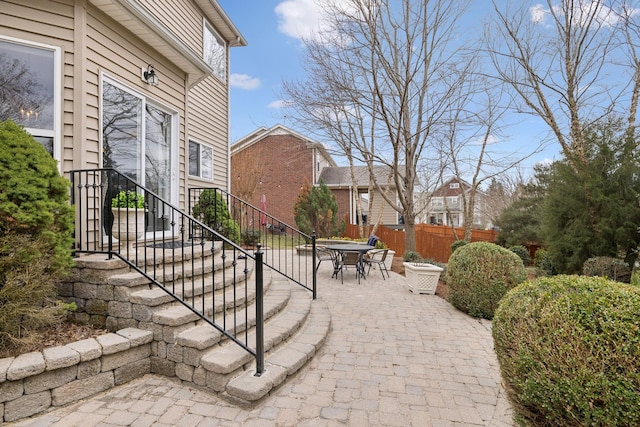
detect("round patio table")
[325,244,375,282]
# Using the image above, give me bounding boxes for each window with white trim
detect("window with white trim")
[203,21,226,81]
[450,182,459,189]
[189,140,213,180]
[0,37,60,158]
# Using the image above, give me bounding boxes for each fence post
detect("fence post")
[254,244,265,376]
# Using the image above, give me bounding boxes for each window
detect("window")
[447,196,459,206]
[0,37,59,158]
[189,140,213,179]
[450,182,460,189]
[203,21,226,81]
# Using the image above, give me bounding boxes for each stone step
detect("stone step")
[224,297,331,403]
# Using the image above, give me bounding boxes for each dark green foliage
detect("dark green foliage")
[493,275,640,426]
[241,229,261,247]
[541,119,640,273]
[402,250,422,262]
[582,256,631,283]
[508,245,531,266]
[0,120,74,271]
[111,190,145,208]
[496,164,548,248]
[446,242,526,319]
[192,189,241,243]
[533,248,554,276]
[450,239,468,255]
[294,180,342,237]
[0,235,72,348]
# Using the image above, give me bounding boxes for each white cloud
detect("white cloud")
[268,100,293,109]
[530,1,635,27]
[229,73,261,90]
[275,0,325,41]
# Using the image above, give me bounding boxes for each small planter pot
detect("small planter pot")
[112,208,145,248]
[403,262,443,294]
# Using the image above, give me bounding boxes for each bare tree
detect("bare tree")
[283,0,474,251]
[486,0,640,170]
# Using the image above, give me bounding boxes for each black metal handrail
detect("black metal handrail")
[69,169,276,374]
[188,187,317,299]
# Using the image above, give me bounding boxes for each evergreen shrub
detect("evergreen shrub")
[192,189,241,243]
[508,245,531,266]
[493,275,640,426]
[446,242,526,319]
[533,248,554,276]
[582,256,631,283]
[450,239,468,254]
[0,120,74,270]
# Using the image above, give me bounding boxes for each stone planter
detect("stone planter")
[112,208,145,248]
[403,262,443,294]
[383,250,395,271]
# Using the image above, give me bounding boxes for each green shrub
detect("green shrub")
[508,245,531,266]
[631,258,640,286]
[446,242,526,319]
[0,235,73,348]
[450,239,468,255]
[533,248,554,276]
[493,275,640,426]
[582,256,631,283]
[111,190,145,208]
[403,250,422,262]
[0,120,74,271]
[241,229,261,247]
[192,189,241,243]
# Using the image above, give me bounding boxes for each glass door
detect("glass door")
[102,78,175,234]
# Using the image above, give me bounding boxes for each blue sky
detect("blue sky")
[218,0,561,173]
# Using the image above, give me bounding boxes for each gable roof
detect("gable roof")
[431,177,477,197]
[231,124,336,166]
[319,165,399,189]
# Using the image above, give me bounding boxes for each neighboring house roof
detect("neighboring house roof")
[231,124,337,167]
[90,0,246,86]
[319,165,399,190]
[432,177,473,197]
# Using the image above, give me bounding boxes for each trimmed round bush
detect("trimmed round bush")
[446,241,526,319]
[493,275,640,426]
[508,245,531,266]
[533,248,554,276]
[450,239,468,254]
[582,256,631,283]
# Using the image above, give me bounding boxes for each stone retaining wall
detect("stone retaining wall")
[0,328,153,423]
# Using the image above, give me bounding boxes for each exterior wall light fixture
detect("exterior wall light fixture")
[142,64,159,86]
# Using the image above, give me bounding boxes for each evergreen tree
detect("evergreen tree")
[495,165,549,248]
[294,181,341,237]
[542,119,640,273]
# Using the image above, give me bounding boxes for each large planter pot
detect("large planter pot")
[112,208,145,247]
[383,250,395,271]
[403,262,443,295]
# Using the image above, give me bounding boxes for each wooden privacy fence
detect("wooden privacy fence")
[344,223,498,263]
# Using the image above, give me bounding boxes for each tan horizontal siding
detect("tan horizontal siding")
[139,0,202,54]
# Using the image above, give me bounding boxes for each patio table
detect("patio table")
[325,244,375,282]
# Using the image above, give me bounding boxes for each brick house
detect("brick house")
[230,124,336,227]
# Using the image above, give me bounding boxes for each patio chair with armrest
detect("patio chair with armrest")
[316,247,339,278]
[365,248,389,280]
[337,250,365,284]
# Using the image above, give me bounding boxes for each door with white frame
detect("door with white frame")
[101,77,177,236]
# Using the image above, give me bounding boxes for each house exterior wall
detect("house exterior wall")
[369,189,398,225]
[0,0,236,211]
[332,188,351,228]
[231,133,315,227]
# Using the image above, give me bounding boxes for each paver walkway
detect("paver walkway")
[8,262,514,426]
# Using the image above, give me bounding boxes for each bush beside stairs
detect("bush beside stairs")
[62,240,330,405]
